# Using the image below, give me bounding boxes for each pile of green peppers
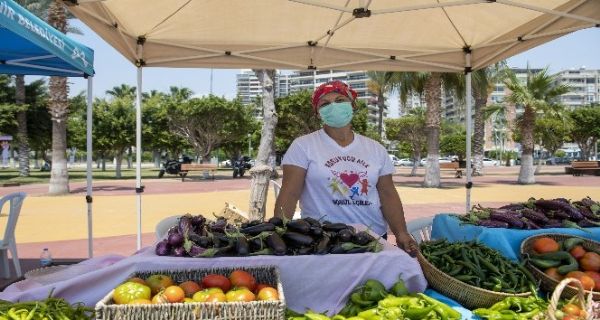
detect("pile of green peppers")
[473,296,548,320]
[287,278,461,320]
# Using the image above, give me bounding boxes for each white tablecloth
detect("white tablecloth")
[1,242,426,314]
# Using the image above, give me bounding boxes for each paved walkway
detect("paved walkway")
[1,165,598,261]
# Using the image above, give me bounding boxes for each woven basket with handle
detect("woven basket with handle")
[545,278,594,320]
[520,233,600,301]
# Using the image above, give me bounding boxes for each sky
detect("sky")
[43,21,600,118]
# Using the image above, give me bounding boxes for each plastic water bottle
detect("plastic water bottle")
[40,248,53,267]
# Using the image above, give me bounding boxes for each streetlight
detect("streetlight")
[248,133,252,156]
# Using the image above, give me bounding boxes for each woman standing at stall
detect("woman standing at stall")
[274,80,417,256]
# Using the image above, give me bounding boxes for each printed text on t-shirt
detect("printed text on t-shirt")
[324,155,370,169]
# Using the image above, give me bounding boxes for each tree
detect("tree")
[447,63,507,175]
[25,80,52,166]
[93,97,135,177]
[168,95,255,162]
[47,0,70,194]
[385,107,426,176]
[504,68,569,184]
[569,106,600,160]
[396,72,444,187]
[106,84,136,99]
[143,90,191,163]
[249,69,278,219]
[534,113,571,169]
[367,71,395,138]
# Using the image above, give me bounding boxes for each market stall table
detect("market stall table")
[0,242,426,314]
[431,214,600,261]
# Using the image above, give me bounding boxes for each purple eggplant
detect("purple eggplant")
[191,215,206,227]
[490,211,525,228]
[155,240,171,256]
[499,204,525,211]
[209,218,228,233]
[521,208,549,224]
[178,214,194,236]
[577,219,600,228]
[477,219,509,228]
[172,246,186,257]
[168,232,184,247]
[535,199,584,221]
[167,226,179,236]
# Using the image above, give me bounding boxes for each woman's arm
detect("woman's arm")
[274,165,307,219]
[376,174,417,256]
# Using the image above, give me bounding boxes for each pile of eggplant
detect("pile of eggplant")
[155,214,383,258]
[459,197,600,230]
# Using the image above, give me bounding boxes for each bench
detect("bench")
[440,162,463,178]
[568,161,600,176]
[180,163,218,181]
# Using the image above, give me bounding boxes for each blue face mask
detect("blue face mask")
[318,102,353,128]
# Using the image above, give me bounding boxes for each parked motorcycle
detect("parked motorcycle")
[158,155,192,178]
[232,156,250,179]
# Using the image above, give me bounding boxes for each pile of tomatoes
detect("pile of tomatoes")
[111,269,279,305]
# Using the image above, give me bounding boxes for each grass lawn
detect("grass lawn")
[0,166,231,185]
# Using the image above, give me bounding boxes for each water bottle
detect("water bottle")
[40,248,53,267]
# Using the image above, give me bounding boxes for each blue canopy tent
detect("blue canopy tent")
[0,0,95,257]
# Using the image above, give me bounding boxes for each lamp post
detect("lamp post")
[248,133,252,156]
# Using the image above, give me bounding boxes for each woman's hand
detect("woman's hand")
[395,232,418,257]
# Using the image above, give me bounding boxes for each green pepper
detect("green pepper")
[361,280,387,302]
[304,311,331,320]
[357,308,378,319]
[331,316,347,320]
[388,278,409,297]
[417,294,461,320]
[377,296,415,308]
[351,293,374,308]
[403,305,434,319]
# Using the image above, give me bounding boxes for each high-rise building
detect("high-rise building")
[236,69,262,106]
[556,67,600,108]
[236,69,386,126]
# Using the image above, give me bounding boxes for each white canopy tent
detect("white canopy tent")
[62,0,600,249]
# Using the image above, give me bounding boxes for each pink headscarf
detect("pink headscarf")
[311,80,358,112]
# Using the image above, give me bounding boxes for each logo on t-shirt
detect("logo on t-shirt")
[326,156,372,206]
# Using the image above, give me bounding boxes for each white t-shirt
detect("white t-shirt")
[282,129,395,236]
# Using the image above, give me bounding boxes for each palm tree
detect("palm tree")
[13,0,52,177]
[168,86,194,102]
[396,72,445,187]
[446,63,507,175]
[504,68,569,184]
[15,75,30,177]
[366,71,395,138]
[47,0,70,194]
[106,84,136,99]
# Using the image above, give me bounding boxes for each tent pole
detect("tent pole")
[86,76,93,258]
[136,67,143,250]
[465,50,472,213]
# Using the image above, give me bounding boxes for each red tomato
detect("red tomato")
[225,288,255,302]
[254,283,270,294]
[146,274,174,295]
[205,292,227,302]
[179,281,202,297]
[562,303,583,317]
[229,270,256,292]
[202,274,231,292]
[113,282,151,305]
[163,285,185,303]
[257,287,279,301]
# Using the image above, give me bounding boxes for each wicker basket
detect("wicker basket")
[520,234,600,301]
[95,265,285,320]
[416,250,531,310]
[545,278,594,320]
